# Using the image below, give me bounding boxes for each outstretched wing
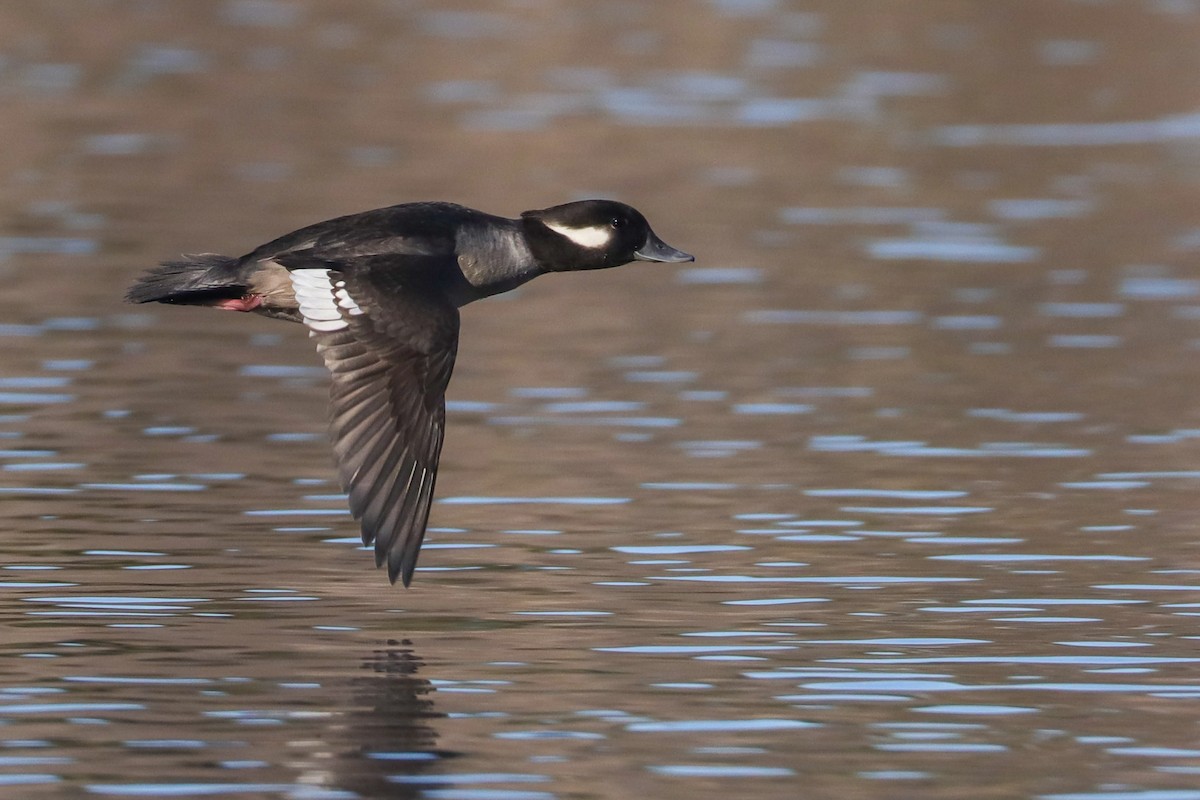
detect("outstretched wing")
[286,258,459,586]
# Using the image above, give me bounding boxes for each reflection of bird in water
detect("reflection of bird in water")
[300,640,458,797]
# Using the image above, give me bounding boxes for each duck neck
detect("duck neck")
[450,219,544,305]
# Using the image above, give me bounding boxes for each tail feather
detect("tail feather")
[126,254,244,305]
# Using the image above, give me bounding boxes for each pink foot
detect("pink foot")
[215,295,263,312]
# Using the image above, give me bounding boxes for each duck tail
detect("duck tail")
[125,254,245,306]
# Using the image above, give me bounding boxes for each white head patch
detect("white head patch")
[545,222,613,249]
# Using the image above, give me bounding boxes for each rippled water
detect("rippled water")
[3,2,1200,799]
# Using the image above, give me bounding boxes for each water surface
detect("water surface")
[3,2,1200,798]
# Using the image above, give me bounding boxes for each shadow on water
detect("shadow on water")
[320,641,456,799]
[66,640,456,798]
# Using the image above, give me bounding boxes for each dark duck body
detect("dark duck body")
[126,199,693,586]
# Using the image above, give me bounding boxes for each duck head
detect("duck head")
[522,199,693,272]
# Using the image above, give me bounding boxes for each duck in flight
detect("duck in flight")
[127,199,693,586]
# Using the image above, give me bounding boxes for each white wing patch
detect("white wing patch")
[290,268,351,332]
[545,222,612,249]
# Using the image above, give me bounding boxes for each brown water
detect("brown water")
[3,2,1200,798]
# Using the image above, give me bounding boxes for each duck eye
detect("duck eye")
[610,217,624,229]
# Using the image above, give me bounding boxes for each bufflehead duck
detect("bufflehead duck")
[127,199,693,586]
